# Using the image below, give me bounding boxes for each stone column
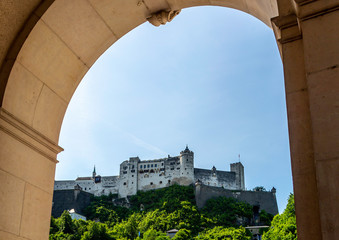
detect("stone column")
[297,2,339,239]
[273,1,339,239]
[0,108,62,240]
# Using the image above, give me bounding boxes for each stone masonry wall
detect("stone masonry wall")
[195,184,278,215]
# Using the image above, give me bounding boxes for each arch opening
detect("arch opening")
[1,1,338,240]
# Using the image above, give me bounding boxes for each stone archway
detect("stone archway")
[0,1,338,239]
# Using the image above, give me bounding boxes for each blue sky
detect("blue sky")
[56,6,293,213]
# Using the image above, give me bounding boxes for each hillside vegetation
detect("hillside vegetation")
[49,185,284,240]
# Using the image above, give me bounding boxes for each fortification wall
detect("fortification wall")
[194,168,237,189]
[54,180,76,190]
[195,184,278,215]
[52,190,93,218]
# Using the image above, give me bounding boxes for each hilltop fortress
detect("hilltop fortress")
[54,146,245,198]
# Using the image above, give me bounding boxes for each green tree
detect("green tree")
[168,201,203,232]
[50,216,59,234]
[172,229,191,240]
[94,206,119,226]
[194,226,250,240]
[259,210,274,226]
[112,213,140,240]
[142,229,170,240]
[201,197,253,227]
[262,194,297,240]
[59,211,75,234]
[81,221,112,240]
[139,209,169,233]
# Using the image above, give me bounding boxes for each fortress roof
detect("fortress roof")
[76,177,92,181]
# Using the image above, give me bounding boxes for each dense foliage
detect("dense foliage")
[262,194,297,240]
[50,185,279,240]
[201,196,253,227]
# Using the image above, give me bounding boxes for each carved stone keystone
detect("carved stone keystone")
[147,10,181,27]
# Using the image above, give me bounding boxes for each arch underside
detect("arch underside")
[0,0,338,240]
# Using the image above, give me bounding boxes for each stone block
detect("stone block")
[316,159,339,240]
[167,0,211,9]
[20,183,53,240]
[282,40,307,94]
[0,0,39,67]
[292,170,322,239]
[307,67,339,161]
[302,10,339,73]
[3,62,43,126]
[32,85,67,142]
[0,131,56,194]
[89,0,149,38]
[285,90,314,174]
[17,20,88,103]
[0,170,25,235]
[42,0,116,67]
[0,230,26,240]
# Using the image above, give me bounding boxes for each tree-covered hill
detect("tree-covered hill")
[50,185,284,240]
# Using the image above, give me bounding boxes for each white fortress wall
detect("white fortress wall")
[54,180,76,190]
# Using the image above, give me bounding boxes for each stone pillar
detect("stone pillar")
[273,1,339,239]
[0,108,62,240]
[298,3,339,239]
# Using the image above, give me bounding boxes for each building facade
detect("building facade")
[54,146,245,198]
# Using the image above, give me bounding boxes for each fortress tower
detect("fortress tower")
[230,162,245,190]
[179,145,195,185]
[118,157,140,197]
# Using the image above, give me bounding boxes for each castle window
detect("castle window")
[132,175,134,177]
[132,182,134,184]
[85,188,87,190]
[168,180,171,183]
[140,165,142,169]
[131,170,135,173]
[187,172,189,174]
[150,182,153,185]
[144,165,146,168]
[187,159,188,162]
[89,188,91,190]
[177,167,180,170]
[170,167,174,170]
[147,164,150,168]
[161,163,164,166]
[159,181,162,184]
[123,171,127,174]
[155,164,157,167]
[151,164,153,168]
[123,182,127,185]
[132,165,135,169]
